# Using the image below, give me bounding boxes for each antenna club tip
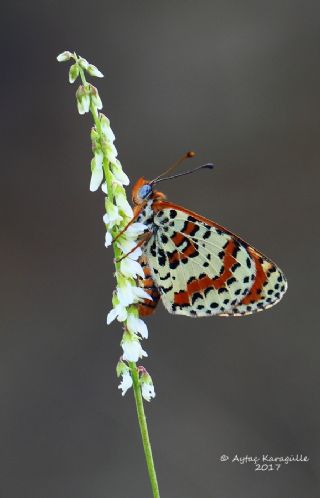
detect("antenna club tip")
[186,151,196,158]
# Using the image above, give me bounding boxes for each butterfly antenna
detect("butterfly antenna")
[152,163,214,185]
[151,151,195,183]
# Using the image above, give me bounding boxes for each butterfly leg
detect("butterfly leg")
[112,204,146,243]
[137,255,160,316]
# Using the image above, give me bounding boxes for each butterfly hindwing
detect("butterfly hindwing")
[142,201,287,317]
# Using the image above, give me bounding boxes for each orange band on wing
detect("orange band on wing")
[240,248,267,305]
[173,239,237,306]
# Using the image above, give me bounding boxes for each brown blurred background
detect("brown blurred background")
[1,1,320,497]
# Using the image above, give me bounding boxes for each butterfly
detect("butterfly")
[126,153,287,318]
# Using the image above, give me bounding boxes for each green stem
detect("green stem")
[130,363,160,498]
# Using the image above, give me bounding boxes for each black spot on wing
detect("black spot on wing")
[159,272,171,281]
[191,292,202,304]
[157,248,166,266]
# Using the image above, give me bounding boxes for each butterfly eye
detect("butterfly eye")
[139,184,152,199]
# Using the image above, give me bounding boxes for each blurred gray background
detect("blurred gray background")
[1,1,320,497]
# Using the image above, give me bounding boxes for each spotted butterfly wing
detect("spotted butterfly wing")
[135,196,287,317]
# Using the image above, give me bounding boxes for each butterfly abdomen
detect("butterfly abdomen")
[137,255,160,316]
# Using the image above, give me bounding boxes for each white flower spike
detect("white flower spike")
[59,50,159,498]
[58,51,156,407]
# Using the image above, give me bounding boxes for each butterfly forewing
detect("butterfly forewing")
[140,201,287,317]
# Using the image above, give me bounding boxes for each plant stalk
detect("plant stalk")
[130,362,160,498]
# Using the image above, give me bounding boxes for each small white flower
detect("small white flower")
[87,64,104,78]
[116,193,134,218]
[118,370,133,396]
[122,333,148,362]
[105,231,112,248]
[57,50,72,62]
[117,281,135,307]
[78,57,89,70]
[100,114,115,142]
[116,281,152,307]
[117,238,142,260]
[103,200,122,227]
[125,222,149,238]
[77,93,90,115]
[94,149,103,169]
[132,286,153,302]
[141,382,155,402]
[101,182,108,194]
[107,303,128,324]
[76,85,91,114]
[120,258,144,279]
[90,156,104,192]
[90,85,103,110]
[77,96,90,114]
[127,313,148,339]
[105,143,118,164]
[111,161,130,186]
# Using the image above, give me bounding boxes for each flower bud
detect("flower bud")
[57,50,73,62]
[103,199,122,227]
[111,161,129,186]
[100,113,116,143]
[140,369,156,402]
[76,85,90,114]
[87,64,104,78]
[78,57,89,70]
[90,156,103,192]
[101,182,108,194]
[116,358,129,377]
[91,127,99,152]
[89,84,103,110]
[115,186,133,218]
[69,63,79,84]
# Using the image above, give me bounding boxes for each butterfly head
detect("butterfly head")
[132,177,166,205]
